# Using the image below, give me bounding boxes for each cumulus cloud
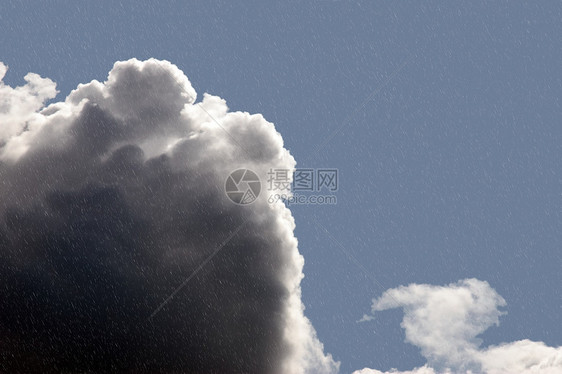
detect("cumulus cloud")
[0,59,338,373]
[0,61,58,148]
[353,279,562,374]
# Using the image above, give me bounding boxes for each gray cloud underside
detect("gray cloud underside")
[0,59,338,374]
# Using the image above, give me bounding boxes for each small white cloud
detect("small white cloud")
[354,279,562,374]
[0,62,7,81]
[358,314,375,323]
[0,62,58,150]
[354,365,441,374]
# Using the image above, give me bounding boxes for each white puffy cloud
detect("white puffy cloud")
[0,59,338,374]
[0,62,58,149]
[354,279,562,374]
[354,365,440,374]
[478,340,562,374]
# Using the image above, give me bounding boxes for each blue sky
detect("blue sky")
[1,1,561,373]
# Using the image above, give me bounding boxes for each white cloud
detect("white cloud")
[354,365,441,374]
[0,62,7,81]
[354,279,562,374]
[0,62,58,149]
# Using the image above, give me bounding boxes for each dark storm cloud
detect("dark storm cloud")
[0,60,338,373]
